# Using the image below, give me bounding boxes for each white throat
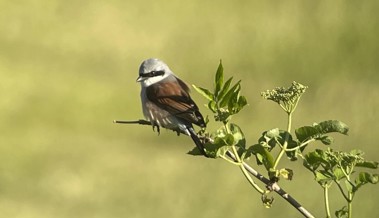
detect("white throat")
[140,73,172,87]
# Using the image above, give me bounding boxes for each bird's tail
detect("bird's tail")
[187,127,208,157]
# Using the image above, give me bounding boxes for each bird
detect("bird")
[136,58,208,157]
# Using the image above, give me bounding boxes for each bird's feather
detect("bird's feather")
[145,76,205,128]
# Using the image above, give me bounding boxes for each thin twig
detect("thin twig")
[113,119,152,125]
[114,119,315,218]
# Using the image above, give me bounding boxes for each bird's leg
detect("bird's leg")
[152,122,160,135]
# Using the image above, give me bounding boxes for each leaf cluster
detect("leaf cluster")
[247,120,351,179]
[193,60,247,124]
[190,61,378,218]
[304,148,378,190]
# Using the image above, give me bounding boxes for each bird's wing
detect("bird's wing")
[145,77,205,127]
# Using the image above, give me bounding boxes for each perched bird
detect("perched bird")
[137,58,208,157]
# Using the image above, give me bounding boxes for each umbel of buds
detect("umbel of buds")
[261,81,308,114]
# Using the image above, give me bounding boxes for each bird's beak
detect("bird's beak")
[136,76,144,82]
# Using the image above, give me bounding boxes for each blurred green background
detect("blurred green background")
[1,0,378,217]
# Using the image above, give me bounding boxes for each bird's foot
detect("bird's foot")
[152,123,160,135]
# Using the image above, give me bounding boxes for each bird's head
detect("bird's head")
[137,58,173,87]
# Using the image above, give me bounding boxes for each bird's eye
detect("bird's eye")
[152,70,165,76]
[140,70,165,78]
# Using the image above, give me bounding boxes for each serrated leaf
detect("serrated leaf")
[356,161,379,169]
[295,126,320,143]
[303,152,322,171]
[214,60,224,97]
[218,77,233,102]
[192,85,214,101]
[316,120,349,135]
[259,129,296,153]
[219,80,241,108]
[228,84,241,113]
[295,120,348,145]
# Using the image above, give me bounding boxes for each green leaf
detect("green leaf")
[218,77,233,102]
[187,147,205,156]
[315,171,333,184]
[316,120,349,135]
[207,100,217,113]
[188,141,226,159]
[295,126,320,143]
[249,144,275,170]
[285,139,301,161]
[356,160,379,169]
[214,60,224,97]
[238,95,247,108]
[320,135,334,145]
[192,85,214,101]
[258,130,277,150]
[333,168,346,181]
[335,206,348,218]
[219,80,241,108]
[227,84,241,113]
[224,133,235,146]
[356,172,379,185]
[229,123,246,149]
[265,128,280,139]
[279,168,293,180]
[188,145,216,158]
[216,145,233,157]
[344,180,354,192]
[303,150,328,171]
[295,120,349,144]
[214,109,231,122]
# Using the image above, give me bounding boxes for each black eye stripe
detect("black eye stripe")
[140,70,165,78]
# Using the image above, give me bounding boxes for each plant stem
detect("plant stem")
[336,182,350,202]
[286,138,316,151]
[223,123,263,193]
[346,175,353,218]
[323,185,331,218]
[348,192,353,218]
[220,154,240,165]
[239,163,265,194]
[273,112,292,169]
